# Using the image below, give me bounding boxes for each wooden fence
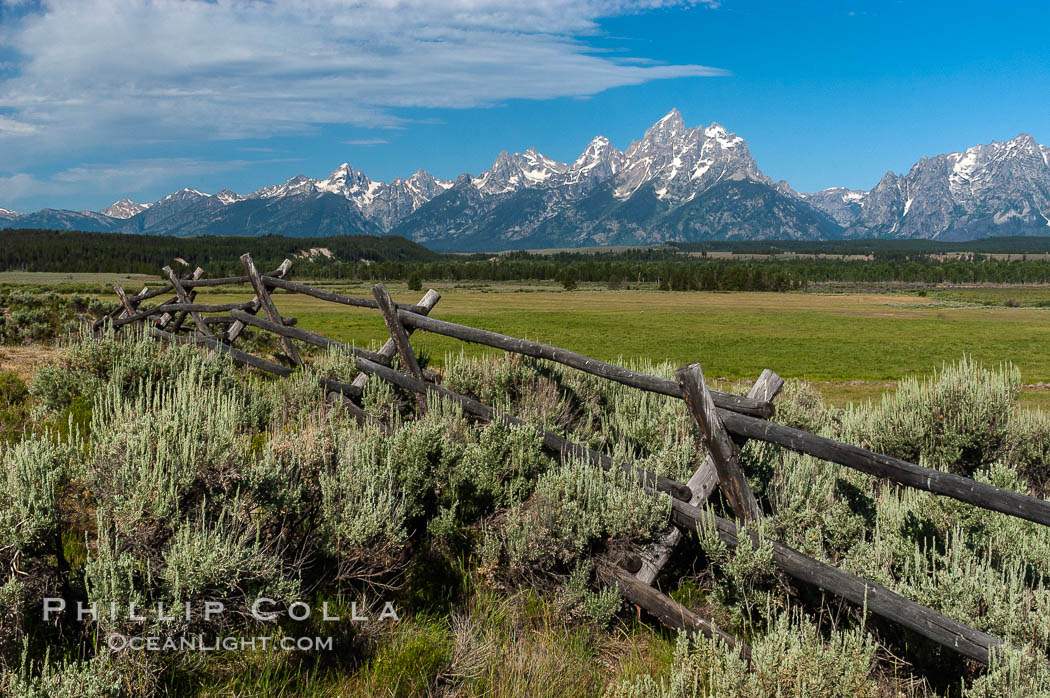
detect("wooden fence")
[99,253,1050,666]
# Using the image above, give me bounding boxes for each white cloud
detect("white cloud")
[341,138,390,146]
[0,115,38,136]
[0,0,722,160]
[0,172,46,204]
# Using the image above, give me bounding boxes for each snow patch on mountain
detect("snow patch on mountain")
[613,109,764,201]
[100,198,152,219]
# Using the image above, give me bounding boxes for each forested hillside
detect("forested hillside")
[0,229,440,275]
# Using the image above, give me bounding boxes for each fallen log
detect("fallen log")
[669,499,1002,664]
[603,564,750,661]
[395,309,774,419]
[717,409,1050,528]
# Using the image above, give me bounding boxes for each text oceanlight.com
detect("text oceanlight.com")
[106,634,335,652]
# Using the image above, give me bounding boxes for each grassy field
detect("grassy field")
[186,282,1050,410]
[929,285,1050,307]
[5,271,1050,410]
[0,270,159,286]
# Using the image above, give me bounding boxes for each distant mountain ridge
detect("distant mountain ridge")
[801,135,1050,240]
[4,110,1050,251]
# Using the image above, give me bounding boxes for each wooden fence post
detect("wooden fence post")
[350,288,440,394]
[165,267,206,332]
[226,259,293,344]
[675,363,762,523]
[113,285,137,319]
[155,268,204,329]
[636,369,783,584]
[240,253,301,365]
[98,285,149,331]
[371,283,423,380]
[162,266,212,337]
[117,285,150,320]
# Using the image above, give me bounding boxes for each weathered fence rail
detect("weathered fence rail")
[101,256,1050,668]
[395,310,774,419]
[717,409,1050,527]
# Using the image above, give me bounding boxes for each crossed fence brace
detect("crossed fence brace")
[102,253,1050,667]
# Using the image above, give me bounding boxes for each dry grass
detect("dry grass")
[0,271,158,285]
[0,344,58,382]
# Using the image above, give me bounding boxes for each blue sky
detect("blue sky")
[0,0,1047,212]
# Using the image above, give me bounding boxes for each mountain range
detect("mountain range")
[4,109,1050,251]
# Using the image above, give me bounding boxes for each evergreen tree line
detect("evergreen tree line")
[6,229,1050,290]
[309,257,1050,290]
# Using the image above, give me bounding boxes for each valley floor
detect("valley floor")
[6,276,1050,410]
[200,281,1050,409]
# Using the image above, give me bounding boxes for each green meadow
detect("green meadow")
[188,283,1050,408]
[4,270,1049,409]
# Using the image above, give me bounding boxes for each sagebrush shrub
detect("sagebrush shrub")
[482,457,670,578]
[5,645,124,698]
[607,614,879,698]
[10,330,1050,695]
[839,357,1020,476]
[0,435,70,553]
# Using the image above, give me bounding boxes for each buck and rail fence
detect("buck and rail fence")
[95,252,1050,666]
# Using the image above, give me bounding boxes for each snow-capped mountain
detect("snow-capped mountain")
[245,162,452,231]
[613,108,764,202]
[3,112,1050,249]
[799,188,868,227]
[471,148,568,195]
[100,198,151,219]
[804,134,1050,239]
[393,108,835,249]
[215,189,245,205]
[560,136,626,196]
[368,169,454,230]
